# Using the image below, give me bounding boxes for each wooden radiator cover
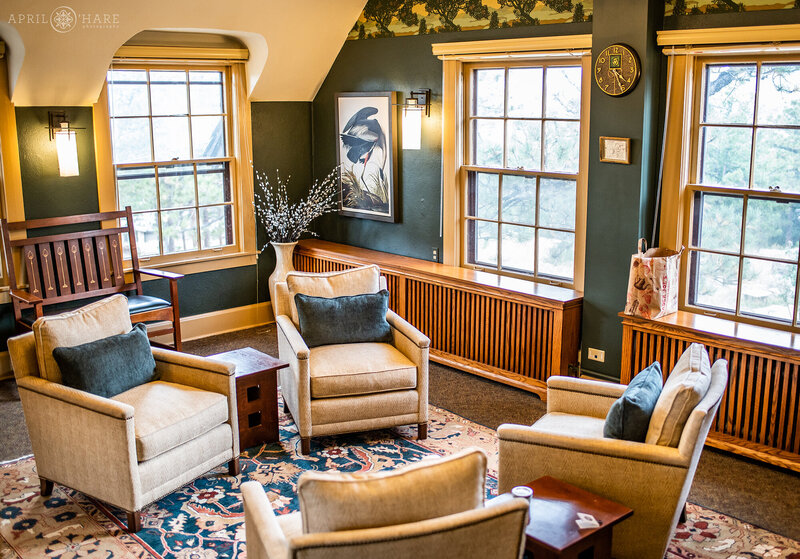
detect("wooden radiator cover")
[621,312,800,473]
[292,240,583,398]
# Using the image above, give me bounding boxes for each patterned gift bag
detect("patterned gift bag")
[624,239,684,320]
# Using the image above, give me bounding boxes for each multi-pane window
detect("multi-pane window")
[687,59,800,327]
[106,67,234,259]
[463,61,585,286]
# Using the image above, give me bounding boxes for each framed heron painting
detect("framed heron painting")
[335,91,398,222]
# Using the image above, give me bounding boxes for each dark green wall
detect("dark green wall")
[251,101,313,302]
[312,23,591,261]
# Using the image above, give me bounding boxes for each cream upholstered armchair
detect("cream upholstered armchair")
[497,347,727,559]
[7,295,240,532]
[274,265,429,454]
[242,448,530,559]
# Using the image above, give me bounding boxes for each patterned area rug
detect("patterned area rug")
[1,404,798,559]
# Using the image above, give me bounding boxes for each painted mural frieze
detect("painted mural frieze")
[665,0,800,16]
[348,0,592,40]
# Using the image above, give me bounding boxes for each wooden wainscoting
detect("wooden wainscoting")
[293,240,583,398]
[621,311,800,473]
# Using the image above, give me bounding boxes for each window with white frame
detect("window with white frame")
[461,59,587,288]
[685,56,800,328]
[106,66,235,259]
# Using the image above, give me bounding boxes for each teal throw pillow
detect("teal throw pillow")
[52,323,158,398]
[604,362,663,442]
[294,290,393,348]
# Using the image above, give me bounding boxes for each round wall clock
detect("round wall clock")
[594,44,641,97]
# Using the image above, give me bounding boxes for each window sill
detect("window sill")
[619,309,800,355]
[135,250,258,280]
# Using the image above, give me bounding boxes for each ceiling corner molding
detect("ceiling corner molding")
[432,34,592,60]
[657,24,800,47]
[114,45,249,61]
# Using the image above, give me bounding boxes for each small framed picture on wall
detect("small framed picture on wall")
[599,136,631,164]
[335,91,399,222]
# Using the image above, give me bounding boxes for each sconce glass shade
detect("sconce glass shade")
[55,129,79,177]
[403,105,422,150]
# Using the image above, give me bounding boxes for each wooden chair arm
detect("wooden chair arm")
[10,288,43,305]
[136,267,184,280]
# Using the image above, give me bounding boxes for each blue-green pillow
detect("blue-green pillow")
[294,290,393,348]
[52,323,158,398]
[604,362,663,442]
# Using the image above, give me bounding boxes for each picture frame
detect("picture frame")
[335,91,399,222]
[599,136,631,164]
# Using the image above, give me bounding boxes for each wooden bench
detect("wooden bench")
[1,207,182,350]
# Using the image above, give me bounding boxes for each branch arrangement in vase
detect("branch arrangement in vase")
[254,168,339,245]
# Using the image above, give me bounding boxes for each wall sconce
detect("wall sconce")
[400,89,431,150]
[48,111,80,177]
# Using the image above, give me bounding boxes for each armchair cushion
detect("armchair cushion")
[33,294,133,384]
[309,343,416,398]
[297,448,487,534]
[52,323,157,399]
[295,290,392,348]
[529,412,606,440]
[646,343,712,447]
[286,265,381,326]
[603,362,663,442]
[112,380,229,461]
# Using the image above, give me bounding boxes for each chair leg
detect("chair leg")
[39,477,53,497]
[300,437,311,455]
[126,511,142,533]
[228,457,240,476]
[170,280,182,352]
[418,422,428,440]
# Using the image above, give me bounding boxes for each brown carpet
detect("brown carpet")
[2,324,798,540]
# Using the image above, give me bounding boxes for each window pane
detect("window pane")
[111,118,152,164]
[149,70,188,116]
[752,128,800,193]
[152,117,191,161]
[501,175,535,225]
[468,172,499,220]
[501,224,535,273]
[472,119,504,167]
[507,67,542,118]
[191,116,226,158]
[161,209,198,254]
[744,197,800,260]
[539,178,576,230]
[689,251,739,312]
[117,166,157,212]
[132,212,160,257]
[473,69,504,117]
[538,229,574,280]
[693,193,743,253]
[543,121,579,173]
[703,64,756,125]
[757,63,800,126]
[107,69,148,117]
[200,205,233,249]
[468,220,497,266]
[699,126,752,188]
[506,120,541,170]
[545,66,581,119]
[197,162,231,206]
[190,71,224,115]
[741,258,795,322]
[159,164,196,209]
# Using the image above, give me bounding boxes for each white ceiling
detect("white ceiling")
[0,0,367,106]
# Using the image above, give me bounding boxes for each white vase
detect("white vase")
[268,241,298,305]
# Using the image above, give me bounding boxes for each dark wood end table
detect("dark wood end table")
[522,476,633,559]
[208,347,288,450]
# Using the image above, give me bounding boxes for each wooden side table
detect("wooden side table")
[208,347,288,450]
[521,476,633,559]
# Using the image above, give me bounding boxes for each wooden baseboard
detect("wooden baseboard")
[0,302,276,381]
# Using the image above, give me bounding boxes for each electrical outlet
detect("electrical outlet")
[587,348,605,362]
[432,248,438,261]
